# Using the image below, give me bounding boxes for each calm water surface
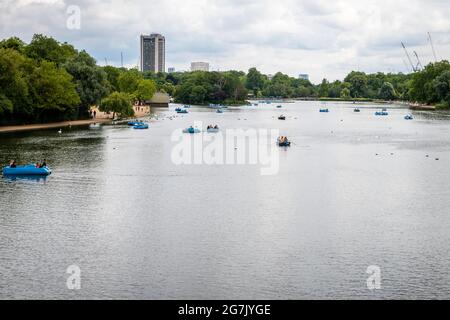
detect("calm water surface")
[1,101,450,299]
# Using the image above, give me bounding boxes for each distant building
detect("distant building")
[191,62,210,72]
[149,92,170,108]
[299,74,309,81]
[168,67,175,73]
[140,34,165,73]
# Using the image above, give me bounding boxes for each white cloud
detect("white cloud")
[0,0,449,82]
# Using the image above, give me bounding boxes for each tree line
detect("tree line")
[0,34,158,125]
[245,64,450,108]
[2,34,450,126]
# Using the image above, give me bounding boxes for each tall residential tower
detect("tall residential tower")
[140,34,165,73]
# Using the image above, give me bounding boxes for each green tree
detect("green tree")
[64,51,110,118]
[0,48,33,120]
[103,66,122,92]
[246,67,266,95]
[0,37,26,53]
[340,87,351,99]
[25,34,77,66]
[28,60,81,121]
[118,68,143,94]
[378,82,396,100]
[159,82,176,96]
[433,70,450,106]
[99,92,134,119]
[135,79,157,103]
[0,94,13,116]
[409,61,450,104]
[318,79,330,97]
[345,71,368,98]
[189,85,208,104]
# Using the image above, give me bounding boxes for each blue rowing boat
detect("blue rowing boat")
[183,127,201,134]
[3,165,51,176]
[133,123,149,129]
[128,120,143,126]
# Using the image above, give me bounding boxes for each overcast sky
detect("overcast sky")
[1,0,449,83]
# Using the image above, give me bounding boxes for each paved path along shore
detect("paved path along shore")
[0,105,151,134]
[0,118,112,134]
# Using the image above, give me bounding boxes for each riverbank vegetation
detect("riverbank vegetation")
[0,35,156,125]
[2,34,450,125]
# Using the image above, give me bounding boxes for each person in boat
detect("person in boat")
[9,160,17,168]
[40,159,47,168]
[207,125,211,130]
[214,125,218,129]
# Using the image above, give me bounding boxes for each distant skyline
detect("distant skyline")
[1,0,449,83]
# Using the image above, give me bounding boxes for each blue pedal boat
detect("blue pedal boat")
[133,123,149,129]
[183,127,201,134]
[3,165,51,176]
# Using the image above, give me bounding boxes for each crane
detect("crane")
[428,32,438,62]
[402,42,418,72]
[413,51,423,71]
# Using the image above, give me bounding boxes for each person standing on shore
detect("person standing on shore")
[93,110,97,119]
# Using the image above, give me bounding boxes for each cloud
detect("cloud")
[0,0,449,82]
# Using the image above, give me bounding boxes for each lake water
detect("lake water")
[1,101,450,299]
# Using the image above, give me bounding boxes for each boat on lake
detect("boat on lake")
[177,109,189,114]
[320,108,329,113]
[277,137,291,147]
[3,165,51,176]
[375,111,389,116]
[133,123,149,129]
[128,120,143,126]
[404,114,414,120]
[207,127,220,133]
[354,108,361,112]
[183,127,201,134]
[278,115,286,120]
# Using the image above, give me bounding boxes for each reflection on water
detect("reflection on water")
[2,175,48,183]
[1,101,450,300]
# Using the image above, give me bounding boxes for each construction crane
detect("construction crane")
[428,32,438,62]
[413,51,423,71]
[402,42,418,73]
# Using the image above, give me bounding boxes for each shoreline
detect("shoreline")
[0,118,113,134]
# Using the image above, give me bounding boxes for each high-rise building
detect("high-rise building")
[168,67,175,73]
[191,62,210,72]
[299,74,310,81]
[140,34,165,73]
